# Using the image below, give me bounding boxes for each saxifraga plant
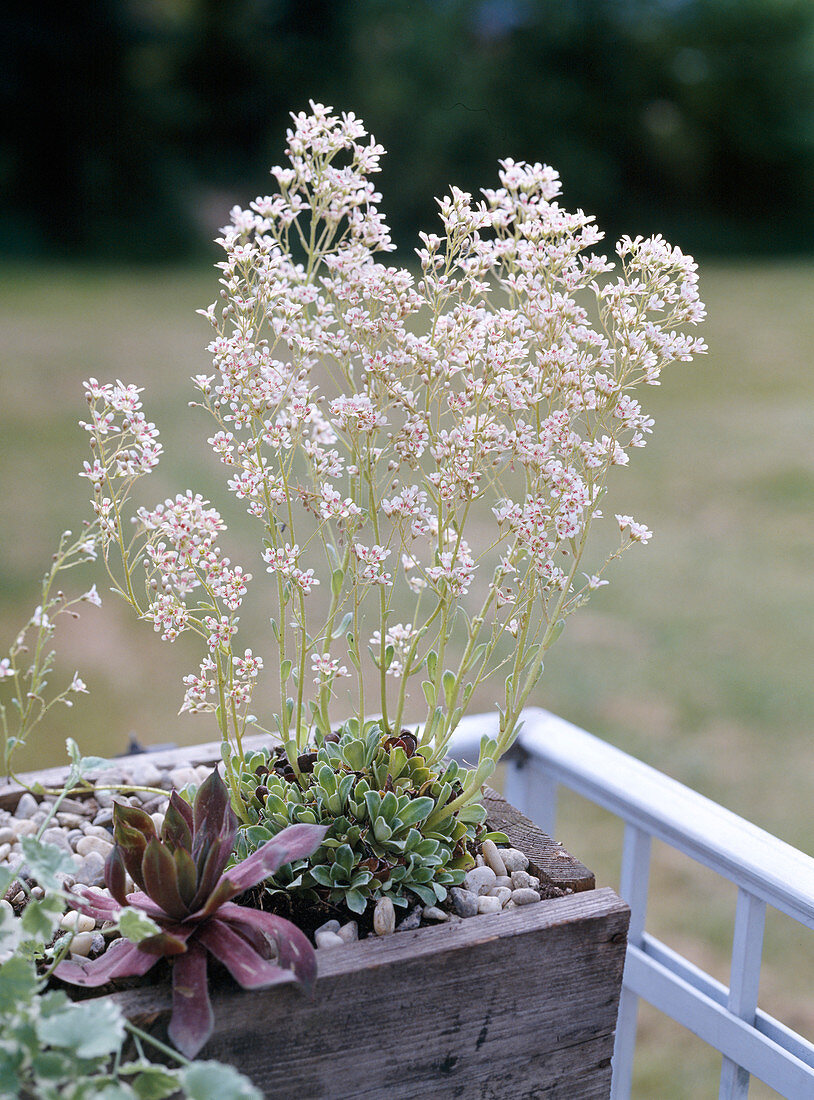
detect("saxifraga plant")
[55,769,325,1057]
[74,103,705,916]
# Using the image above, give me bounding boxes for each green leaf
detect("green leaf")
[66,736,116,777]
[0,955,37,1003]
[421,680,435,707]
[0,866,15,896]
[398,797,434,829]
[481,831,510,845]
[426,650,437,682]
[21,894,63,942]
[332,611,353,640]
[20,837,75,890]
[442,669,456,708]
[180,1061,262,1100]
[280,659,292,682]
[121,1062,181,1100]
[36,998,126,1060]
[118,908,161,944]
[331,568,344,597]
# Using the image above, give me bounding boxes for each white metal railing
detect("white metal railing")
[447,708,814,1099]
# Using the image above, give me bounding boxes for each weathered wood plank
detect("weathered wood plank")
[483,786,596,893]
[110,888,629,1100]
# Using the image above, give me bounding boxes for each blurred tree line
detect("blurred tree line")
[2,0,813,262]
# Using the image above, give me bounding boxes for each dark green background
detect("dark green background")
[3,0,813,262]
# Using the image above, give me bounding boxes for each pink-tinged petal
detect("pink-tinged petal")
[168,940,214,1059]
[224,824,327,893]
[65,887,123,923]
[55,937,159,988]
[216,903,317,992]
[197,919,294,991]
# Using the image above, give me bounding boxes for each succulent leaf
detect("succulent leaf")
[162,793,193,853]
[168,942,213,1059]
[141,839,188,921]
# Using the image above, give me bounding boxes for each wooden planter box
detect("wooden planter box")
[5,740,630,1100]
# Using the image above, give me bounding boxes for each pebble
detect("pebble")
[464,865,497,896]
[494,875,513,890]
[0,844,10,863]
[69,931,95,957]
[41,827,72,853]
[74,851,107,886]
[373,896,396,936]
[14,793,39,818]
[510,870,533,890]
[477,895,503,915]
[449,887,479,919]
[92,808,114,827]
[315,929,345,950]
[488,886,513,907]
[314,919,340,937]
[481,839,507,877]
[474,854,485,867]
[60,911,95,933]
[150,813,165,833]
[422,906,448,922]
[499,847,529,872]
[0,899,13,916]
[0,826,16,846]
[12,819,37,839]
[337,921,358,943]
[504,899,516,911]
[30,886,44,900]
[66,830,84,847]
[169,766,199,789]
[396,906,423,932]
[511,888,541,906]
[82,824,115,841]
[94,790,115,808]
[75,835,113,859]
[56,812,86,829]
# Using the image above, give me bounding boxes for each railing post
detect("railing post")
[719,889,767,1099]
[503,753,558,837]
[612,824,652,1100]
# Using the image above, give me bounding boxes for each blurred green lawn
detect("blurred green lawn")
[1,262,812,1097]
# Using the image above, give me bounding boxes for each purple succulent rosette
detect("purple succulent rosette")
[55,768,326,1058]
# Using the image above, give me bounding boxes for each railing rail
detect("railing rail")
[447,708,814,1099]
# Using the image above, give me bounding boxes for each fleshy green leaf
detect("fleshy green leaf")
[120,1062,181,1100]
[21,894,64,942]
[0,955,38,1002]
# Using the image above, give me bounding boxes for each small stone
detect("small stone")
[141,796,168,814]
[30,886,44,900]
[314,919,341,937]
[464,865,497,896]
[422,906,449,922]
[449,887,478,919]
[315,930,345,950]
[511,887,541,906]
[89,932,106,957]
[92,808,114,827]
[74,851,107,886]
[41,828,72,853]
[12,819,37,839]
[488,886,513,907]
[337,921,358,943]
[446,912,463,924]
[75,835,113,859]
[94,790,115,808]
[528,876,540,890]
[56,812,85,829]
[0,899,13,916]
[474,854,485,867]
[66,830,84,847]
[82,824,115,841]
[373,896,396,936]
[477,895,503,915]
[499,847,529,872]
[510,870,532,890]
[481,839,507,877]
[396,906,423,932]
[11,891,25,906]
[0,827,17,846]
[14,793,39,819]
[61,911,95,933]
[150,813,165,833]
[169,766,198,789]
[69,931,95,957]
[494,875,513,890]
[0,844,10,862]
[504,899,516,911]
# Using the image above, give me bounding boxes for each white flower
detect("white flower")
[81,584,102,606]
[69,673,88,694]
[0,658,12,680]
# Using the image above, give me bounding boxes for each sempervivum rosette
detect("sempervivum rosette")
[56,769,326,1057]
